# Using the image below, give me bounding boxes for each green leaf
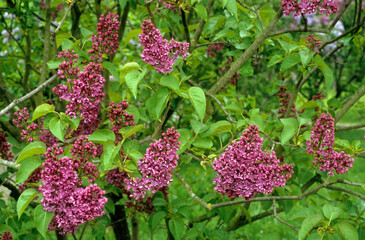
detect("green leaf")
[194,4,207,21]
[267,55,283,67]
[280,118,298,144]
[119,124,144,139]
[51,0,63,8]
[101,141,123,170]
[120,62,142,84]
[102,61,119,81]
[126,105,140,124]
[49,117,65,142]
[119,0,127,9]
[160,75,181,95]
[315,56,334,93]
[89,129,116,143]
[46,58,63,69]
[225,0,238,20]
[60,113,80,130]
[239,59,254,76]
[17,188,37,219]
[202,121,232,137]
[337,222,358,240]
[32,104,55,121]
[169,218,185,240]
[34,205,54,239]
[190,120,207,135]
[0,225,17,239]
[62,39,74,51]
[188,87,206,122]
[278,39,301,53]
[80,27,93,39]
[322,204,341,220]
[16,156,42,184]
[125,69,147,99]
[55,32,72,48]
[280,53,301,72]
[299,49,313,67]
[124,29,142,46]
[16,141,46,163]
[298,214,323,240]
[149,211,167,230]
[193,138,213,149]
[155,87,170,121]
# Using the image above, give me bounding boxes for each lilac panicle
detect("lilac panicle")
[139,20,189,74]
[282,0,339,17]
[306,113,354,175]
[213,125,293,199]
[126,127,181,200]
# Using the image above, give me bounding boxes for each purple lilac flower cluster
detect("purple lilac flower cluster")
[282,0,339,17]
[306,113,354,175]
[54,57,105,124]
[0,231,13,240]
[107,101,135,143]
[12,108,58,146]
[88,12,120,61]
[306,34,322,53]
[0,131,14,161]
[126,127,181,200]
[206,43,224,58]
[39,140,106,235]
[139,20,189,74]
[278,86,298,118]
[213,125,293,199]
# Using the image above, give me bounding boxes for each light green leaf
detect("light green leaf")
[47,58,63,69]
[80,27,93,39]
[190,120,207,135]
[16,156,42,184]
[17,188,37,219]
[120,62,142,84]
[239,59,254,76]
[32,104,55,121]
[119,124,144,139]
[126,105,140,124]
[127,150,144,162]
[193,138,213,149]
[34,205,54,239]
[298,214,323,240]
[278,39,301,53]
[89,129,116,143]
[299,49,313,67]
[169,218,185,240]
[337,222,358,240]
[16,141,46,163]
[125,29,142,46]
[160,75,181,95]
[322,204,341,220]
[55,32,72,48]
[194,4,207,21]
[119,0,127,9]
[268,55,283,67]
[315,56,334,93]
[125,68,147,99]
[188,87,206,122]
[155,87,170,121]
[225,0,238,20]
[280,118,298,144]
[101,141,122,170]
[280,53,301,72]
[62,39,74,51]
[202,121,232,137]
[49,117,65,142]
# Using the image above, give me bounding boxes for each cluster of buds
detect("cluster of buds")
[107,101,135,143]
[0,231,13,240]
[213,125,293,199]
[139,20,189,74]
[206,43,224,58]
[218,57,240,86]
[126,127,181,200]
[307,113,354,175]
[88,12,120,61]
[278,86,298,118]
[0,131,14,161]
[39,140,106,235]
[282,0,339,17]
[306,34,322,53]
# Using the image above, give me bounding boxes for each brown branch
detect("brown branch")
[0,74,58,118]
[181,9,191,44]
[335,84,365,122]
[273,200,299,231]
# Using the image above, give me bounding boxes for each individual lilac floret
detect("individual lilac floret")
[282,0,339,17]
[88,12,120,61]
[139,20,189,74]
[213,125,293,199]
[126,127,181,200]
[306,113,354,175]
[0,231,13,240]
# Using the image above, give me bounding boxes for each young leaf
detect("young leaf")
[119,124,144,139]
[49,117,65,142]
[34,205,54,239]
[315,56,334,93]
[17,188,37,219]
[16,141,46,163]
[280,118,299,144]
[298,214,323,240]
[15,156,42,184]
[89,129,116,143]
[188,87,206,122]
[225,0,238,20]
[32,104,55,121]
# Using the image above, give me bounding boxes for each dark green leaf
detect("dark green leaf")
[119,124,144,139]
[280,53,301,72]
[149,211,167,230]
[202,121,231,137]
[298,214,323,240]
[169,218,185,240]
[102,61,119,81]
[267,55,283,67]
[239,59,253,76]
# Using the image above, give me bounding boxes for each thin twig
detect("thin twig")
[0,74,58,117]
[237,0,264,29]
[326,186,365,200]
[273,199,299,231]
[52,0,76,35]
[205,92,236,123]
[0,158,18,169]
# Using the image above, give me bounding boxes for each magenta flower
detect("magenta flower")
[306,113,354,175]
[282,0,339,17]
[213,125,293,199]
[306,34,322,53]
[139,20,189,74]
